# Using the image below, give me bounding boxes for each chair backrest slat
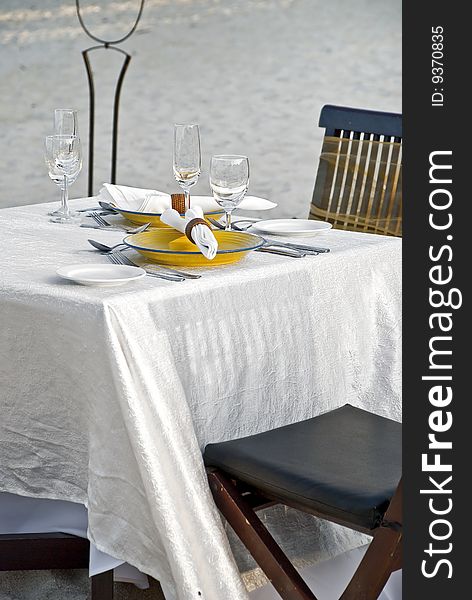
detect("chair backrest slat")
[320,104,402,138]
[311,105,402,236]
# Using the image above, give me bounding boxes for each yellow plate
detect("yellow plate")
[114,206,224,227]
[124,229,264,266]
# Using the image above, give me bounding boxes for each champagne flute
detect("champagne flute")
[54,109,79,137]
[209,155,249,230]
[50,109,79,216]
[173,124,201,211]
[44,135,82,224]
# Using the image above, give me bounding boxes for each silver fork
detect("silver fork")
[87,239,201,278]
[84,216,151,234]
[114,249,201,280]
[90,211,110,227]
[89,212,124,229]
[107,252,184,281]
[227,218,261,230]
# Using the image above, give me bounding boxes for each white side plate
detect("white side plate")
[192,196,277,210]
[57,264,145,287]
[251,219,333,237]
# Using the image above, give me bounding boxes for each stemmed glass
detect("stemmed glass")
[173,124,201,211]
[50,109,79,216]
[44,135,82,224]
[54,109,79,137]
[209,155,250,230]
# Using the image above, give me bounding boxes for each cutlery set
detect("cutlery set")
[83,206,330,281]
[77,201,118,214]
[208,218,329,256]
[89,240,201,282]
[107,252,186,281]
[81,211,151,234]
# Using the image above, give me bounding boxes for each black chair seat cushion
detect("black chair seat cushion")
[204,404,401,530]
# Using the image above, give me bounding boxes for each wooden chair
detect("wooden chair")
[204,404,402,600]
[0,533,114,599]
[310,105,402,236]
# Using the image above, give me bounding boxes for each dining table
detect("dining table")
[0,197,402,600]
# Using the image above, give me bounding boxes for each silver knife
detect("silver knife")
[261,238,329,253]
[208,218,328,253]
[80,224,126,232]
[257,247,305,258]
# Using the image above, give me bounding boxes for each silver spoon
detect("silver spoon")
[77,201,118,214]
[87,240,202,279]
[99,200,119,213]
[88,239,127,253]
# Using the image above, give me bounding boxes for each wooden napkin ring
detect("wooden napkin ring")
[185,218,210,244]
[171,193,186,215]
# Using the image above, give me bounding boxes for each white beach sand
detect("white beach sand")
[0,0,401,217]
[0,1,401,598]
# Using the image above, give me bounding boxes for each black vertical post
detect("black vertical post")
[76,0,145,195]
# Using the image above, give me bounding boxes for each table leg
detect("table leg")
[91,569,114,600]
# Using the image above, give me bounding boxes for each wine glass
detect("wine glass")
[50,109,79,216]
[54,109,79,137]
[44,135,82,224]
[209,155,249,230]
[173,124,201,211]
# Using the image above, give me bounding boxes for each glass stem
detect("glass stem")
[184,188,190,211]
[225,210,233,231]
[61,175,69,215]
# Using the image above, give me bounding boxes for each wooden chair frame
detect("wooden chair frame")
[0,533,114,599]
[318,105,402,139]
[207,469,402,600]
[311,105,402,237]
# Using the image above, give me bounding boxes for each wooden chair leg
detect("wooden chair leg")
[208,469,317,600]
[91,569,114,600]
[391,541,402,572]
[340,479,402,600]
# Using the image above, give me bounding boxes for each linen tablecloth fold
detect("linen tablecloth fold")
[0,294,247,600]
[91,301,248,599]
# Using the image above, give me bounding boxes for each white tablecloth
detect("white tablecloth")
[0,492,149,587]
[0,198,402,600]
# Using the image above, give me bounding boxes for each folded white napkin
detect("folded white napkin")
[98,183,277,213]
[160,206,218,260]
[99,184,169,212]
